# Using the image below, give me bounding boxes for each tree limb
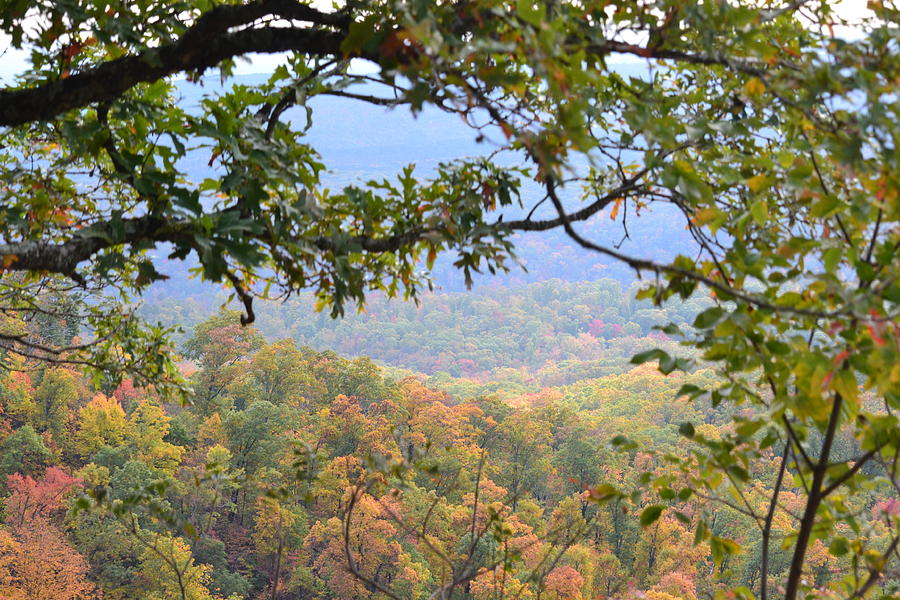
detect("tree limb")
[0,20,348,127]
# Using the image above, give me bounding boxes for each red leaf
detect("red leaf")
[833,350,849,366]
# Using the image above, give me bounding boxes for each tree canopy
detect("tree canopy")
[0,0,893,381]
[0,1,899,599]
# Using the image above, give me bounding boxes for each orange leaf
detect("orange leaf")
[867,324,886,347]
[610,197,623,220]
[875,176,887,203]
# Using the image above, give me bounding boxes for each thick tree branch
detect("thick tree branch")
[0,214,172,277]
[782,415,815,472]
[2,0,799,131]
[0,212,428,279]
[0,19,348,127]
[586,41,768,75]
[0,169,865,327]
[784,393,843,600]
[502,178,645,232]
[224,270,256,326]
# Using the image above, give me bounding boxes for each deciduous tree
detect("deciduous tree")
[0,425,53,480]
[0,518,94,600]
[74,392,129,458]
[4,466,81,527]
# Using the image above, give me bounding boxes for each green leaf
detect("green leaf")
[765,340,791,355]
[829,537,849,557]
[340,15,380,54]
[694,519,708,545]
[832,370,859,405]
[516,0,546,27]
[640,505,665,527]
[710,535,743,567]
[746,173,772,193]
[610,435,638,451]
[750,199,768,226]
[631,348,669,365]
[677,383,704,399]
[693,306,725,329]
[673,510,692,525]
[823,247,842,274]
[810,195,841,218]
[727,465,750,483]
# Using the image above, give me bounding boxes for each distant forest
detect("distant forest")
[141,278,707,386]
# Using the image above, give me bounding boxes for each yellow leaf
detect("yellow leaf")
[833,370,859,405]
[777,244,797,258]
[694,207,723,226]
[743,77,765,97]
[889,363,900,384]
[746,173,771,193]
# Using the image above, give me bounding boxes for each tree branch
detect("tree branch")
[848,536,899,600]
[820,446,883,498]
[0,15,349,127]
[761,441,790,600]
[542,176,850,320]
[784,393,844,600]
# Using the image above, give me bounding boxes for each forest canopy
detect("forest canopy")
[0,1,898,600]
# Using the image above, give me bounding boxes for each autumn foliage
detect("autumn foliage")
[0,311,896,600]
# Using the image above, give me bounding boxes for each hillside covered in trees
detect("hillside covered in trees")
[141,278,706,385]
[1,307,897,600]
